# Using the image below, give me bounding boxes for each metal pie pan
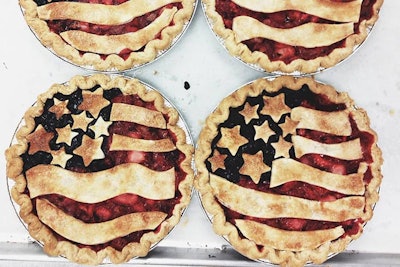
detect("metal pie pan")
[6,74,195,263]
[19,1,198,73]
[194,75,380,266]
[201,0,378,76]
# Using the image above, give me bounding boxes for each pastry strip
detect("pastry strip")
[232,16,354,48]
[110,133,176,152]
[26,163,176,202]
[210,174,365,222]
[110,102,167,129]
[60,8,177,54]
[38,0,181,25]
[231,0,362,23]
[291,107,352,136]
[36,198,167,245]
[292,135,363,160]
[270,158,365,195]
[235,219,345,251]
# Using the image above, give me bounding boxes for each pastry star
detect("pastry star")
[254,122,275,142]
[73,135,105,166]
[239,151,271,184]
[51,147,73,168]
[271,136,293,159]
[56,125,78,146]
[71,112,93,131]
[26,125,54,154]
[239,103,259,124]
[49,99,71,119]
[89,116,113,138]
[79,88,110,118]
[208,149,228,172]
[217,125,248,156]
[280,116,299,137]
[260,94,291,122]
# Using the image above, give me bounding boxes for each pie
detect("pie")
[202,0,384,74]
[19,0,196,71]
[5,74,194,265]
[195,76,383,267]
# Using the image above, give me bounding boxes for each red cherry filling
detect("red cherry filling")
[39,0,183,59]
[215,0,377,63]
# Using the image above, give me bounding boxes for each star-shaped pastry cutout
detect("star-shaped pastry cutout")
[254,122,275,142]
[271,136,293,159]
[89,116,112,138]
[208,150,228,172]
[73,135,105,167]
[71,112,93,131]
[280,116,299,137]
[55,125,79,146]
[260,94,291,122]
[217,125,248,156]
[51,147,73,168]
[239,103,259,124]
[49,99,71,119]
[79,88,110,118]
[239,151,271,184]
[26,125,54,154]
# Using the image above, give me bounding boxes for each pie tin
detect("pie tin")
[6,74,195,263]
[19,1,198,73]
[195,76,379,266]
[201,1,378,76]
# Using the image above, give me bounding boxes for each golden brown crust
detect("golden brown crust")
[19,0,196,71]
[202,0,384,74]
[5,74,194,265]
[195,76,383,267]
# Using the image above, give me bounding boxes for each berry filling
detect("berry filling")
[208,84,375,240]
[21,86,188,251]
[34,0,182,60]
[215,0,377,63]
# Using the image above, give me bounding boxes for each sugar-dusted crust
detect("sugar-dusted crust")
[19,0,196,71]
[202,0,384,74]
[5,74,194,265]
[195,76,383,267]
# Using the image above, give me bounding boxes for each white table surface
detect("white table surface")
[1,0,400,266]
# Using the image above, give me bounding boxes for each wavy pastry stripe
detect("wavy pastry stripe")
[38,0,181,25]
[270,158,366,195]
[36,198,167,245]
[291,107,352,136]
[110,133,176,152]
[210,174,365,222]
[235,219,344,251]
[110,103,167,129]
[26,163,175,202]
[232,16,354,48]
[231,0,362,23]
[292,135,363,160]
[60,8,177,54]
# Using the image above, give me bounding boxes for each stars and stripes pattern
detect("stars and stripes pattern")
[208,89,371,251]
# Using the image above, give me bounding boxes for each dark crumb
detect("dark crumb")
[184,81,190,90]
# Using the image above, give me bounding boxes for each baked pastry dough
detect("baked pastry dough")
[231,0,362,22]
[233,17,354,48]
[195,76,382,267]
[202,0,383,73]
[6,74,194,265]
[20,0,196,71]
[37,198,168,245]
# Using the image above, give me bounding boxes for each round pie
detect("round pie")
[195,76,382,267]
[20,0,196,71]
[202,0,384,74]
[5,74,194,265]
